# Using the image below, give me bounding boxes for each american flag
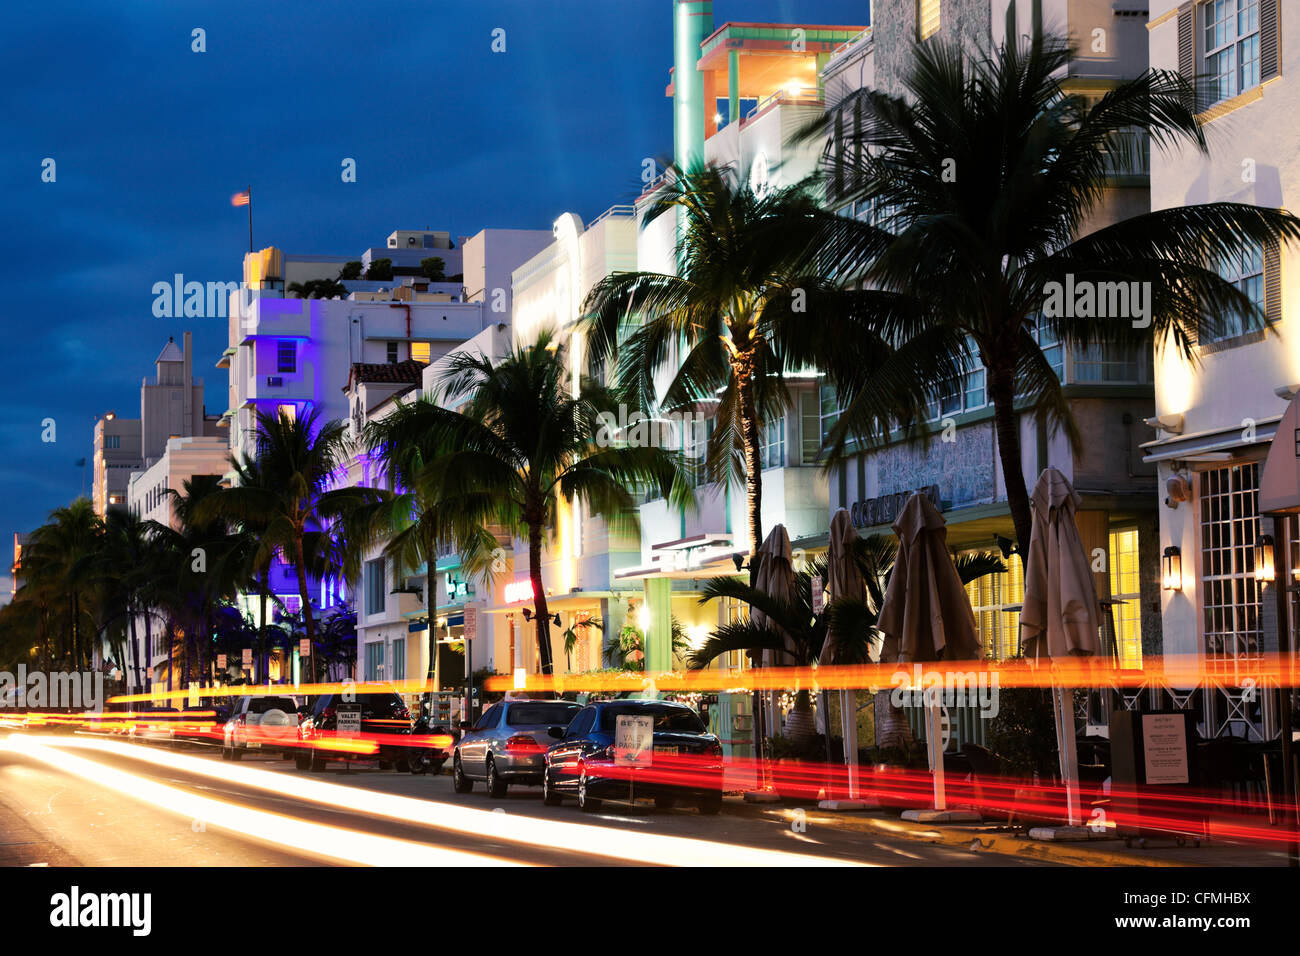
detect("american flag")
[231,190,250,207]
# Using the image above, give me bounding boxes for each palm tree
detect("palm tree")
[378,332,690,675]
[100,508,154,690]
[808,7,1300,555]
[584,164,941,558]
[196,408,380,683]
[23,499,103,670]
[361,401,495,686]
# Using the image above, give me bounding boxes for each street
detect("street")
[0,733,1052,867]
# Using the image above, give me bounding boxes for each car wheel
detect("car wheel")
[378,759,393,771]
[578,768,602,813]
[395,757,411,773]
[452,755,473,793]
[697,791,723,815]
[654,795,675,810]
[294,751,311,772]
[486,756,508,797]
[309,747,327,772]
[542,767,562,806]
[231,746,243,761]
[407,755,425,774]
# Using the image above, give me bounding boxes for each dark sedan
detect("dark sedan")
[294,687,412,771]
[542,699,724,814]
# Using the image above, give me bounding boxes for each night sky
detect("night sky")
[0,0,869,592]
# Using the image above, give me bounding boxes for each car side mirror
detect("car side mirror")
[547,726,565,739]
[458,720,472,730]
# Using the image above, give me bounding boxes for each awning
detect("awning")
[1261,397,1300,513]
[1142,415,1281,464]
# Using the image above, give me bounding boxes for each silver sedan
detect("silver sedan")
[453,698,581,797]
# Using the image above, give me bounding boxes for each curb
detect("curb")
[719,797,1200,867]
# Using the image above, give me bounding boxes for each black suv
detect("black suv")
[294,687,412,772]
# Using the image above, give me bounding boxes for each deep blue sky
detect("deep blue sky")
[0,0,868,578]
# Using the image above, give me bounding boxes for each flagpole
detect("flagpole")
[247,185,253,254]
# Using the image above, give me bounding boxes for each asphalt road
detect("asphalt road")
[0,733,1055,867]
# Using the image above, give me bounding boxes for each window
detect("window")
[1072,342,1143,382]
[965,554,1025,661]
[1200,462,1262,665]
[391,638,405,681]
[278,403,296,423]
[508,702,581,726]
[599,703,705,733]
[565,707,595,738]
[1202,0,1260,104]
[364,642,385,681]
[1108,528,1144,670]
[819,383,842,449]
[686,414,713,487]
[276,340,296,373]
[386,341,399,364]
[1202,240,1264,343]
[918,0,941,40]
[105,435,121,449]
[365,557,386,616]
[760,416,785,470]
[410,341,430,364]
[800,390,822,464]
[472,704,499,731]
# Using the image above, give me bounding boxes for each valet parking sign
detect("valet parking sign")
[614,714,653,767]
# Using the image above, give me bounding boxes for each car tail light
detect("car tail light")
[706,742,723,758]
[506,734,544,754]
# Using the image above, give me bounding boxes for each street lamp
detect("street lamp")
[1162,546,1183,591]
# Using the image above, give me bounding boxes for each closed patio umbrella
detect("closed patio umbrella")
[754,525,804,740]
[1020,467,1102,828]
[876,493,981,816]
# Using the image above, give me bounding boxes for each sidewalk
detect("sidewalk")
[720,796,1298,867]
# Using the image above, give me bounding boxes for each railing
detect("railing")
[587,204,635,229]
[745,88,824,121]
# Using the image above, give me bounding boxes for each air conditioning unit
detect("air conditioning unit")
[266,376,283,387]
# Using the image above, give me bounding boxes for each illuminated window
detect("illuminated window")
[1107,528,1144,669]
[410,341,431,364]
[278,403,296,423]
[964,553,1025,660]
[277,340,296,373]
[1200,462,1262,664]
[918,0,941,40]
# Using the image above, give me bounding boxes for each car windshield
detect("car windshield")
[347,694,406,717]
[507,702,580,727]
[599,705,705,733]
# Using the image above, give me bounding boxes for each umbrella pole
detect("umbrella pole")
[926,696,946,811]
[1052,679,1082,827]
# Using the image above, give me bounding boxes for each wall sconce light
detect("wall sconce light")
[1162,546,1182,591]
[1255,534,1276,583]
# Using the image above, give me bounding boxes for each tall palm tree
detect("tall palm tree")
[584,163,941,557]
[378,332,690,675]
[24,499,103,670]
[100,508,154,689]
[808,8,1300,555]
[361,401,495,686]
[196,408,379,683]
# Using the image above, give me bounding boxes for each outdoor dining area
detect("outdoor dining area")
[738,466,1300,854]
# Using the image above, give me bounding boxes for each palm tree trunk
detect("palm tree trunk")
[989,365,1034,558]
[259,570,270,684]
[127,600,140,691]
[527,520,554,676]
[426,522,438,684]
[292,535,317,683]
[733,350,764,555]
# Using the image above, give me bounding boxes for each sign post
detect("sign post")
[615,714,653,806]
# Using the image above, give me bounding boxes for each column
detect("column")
[643,578,673,675]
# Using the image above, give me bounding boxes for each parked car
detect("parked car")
[453,698,582,796]
[221,695,300,760]
[294,687,412,772]
[542,699,724,814]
